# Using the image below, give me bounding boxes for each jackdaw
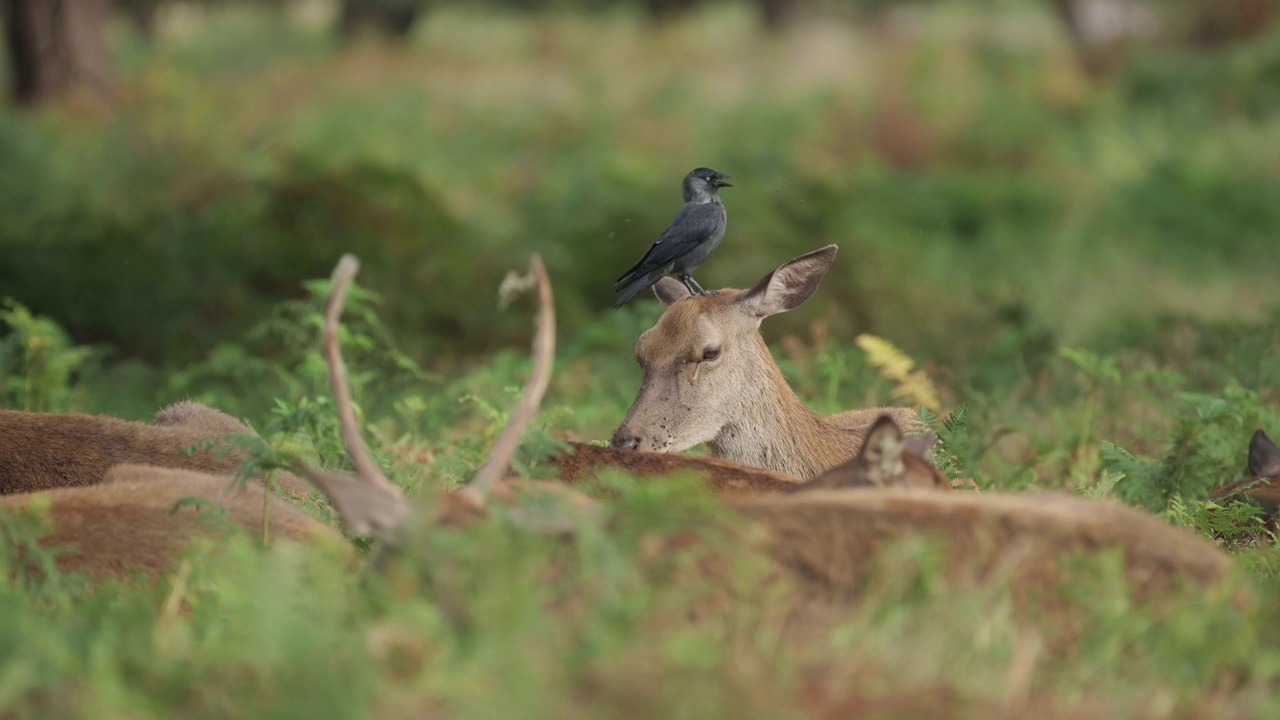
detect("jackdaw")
[613,167,731,308]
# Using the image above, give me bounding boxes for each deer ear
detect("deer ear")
[858,415,906,486]
[653,277,691,306]
[737,245,838,318]
[1249,429,1280,478]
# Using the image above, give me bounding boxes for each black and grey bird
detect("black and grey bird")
[613,167,731,308]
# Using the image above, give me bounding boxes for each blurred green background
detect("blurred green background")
[5,5,1280,716]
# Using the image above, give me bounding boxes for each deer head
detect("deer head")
[610,245,838,455]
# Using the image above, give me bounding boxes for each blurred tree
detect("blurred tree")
[645,0,697,23]
[758,0,797,29]
[1,0,112,105]
[116,0,160,38]
[644,0,801,30]
[339,0,427,39]
[1187,0,1276,48]
[1049,0,1154,75]
[1050,0,1280,75]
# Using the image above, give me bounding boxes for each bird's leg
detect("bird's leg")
[680,274,708,296]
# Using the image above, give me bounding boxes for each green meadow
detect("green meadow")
[2,1,1280,716]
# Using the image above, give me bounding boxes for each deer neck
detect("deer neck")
[706,337,846,479]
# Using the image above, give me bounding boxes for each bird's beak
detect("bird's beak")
[713,174,732,188]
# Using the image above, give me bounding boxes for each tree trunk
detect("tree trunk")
[759,0,797,30]
[646,0,699,24]
[339,0,425,40]
[2,0,113,105]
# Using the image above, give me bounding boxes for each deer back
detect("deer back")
[0,402,314,496]
[1,464,338,579]
[732,489,1231,602]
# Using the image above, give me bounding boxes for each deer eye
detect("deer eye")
[701,347,721,362]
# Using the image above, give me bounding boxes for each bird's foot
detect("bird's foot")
[682,275,708,296]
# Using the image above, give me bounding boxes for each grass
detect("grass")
[2,0,1280,716]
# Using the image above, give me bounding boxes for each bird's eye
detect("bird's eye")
[701,347,721,362]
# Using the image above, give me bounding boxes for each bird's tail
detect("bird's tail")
[612,273,658,309]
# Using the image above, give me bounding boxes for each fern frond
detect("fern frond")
[855,334,915,381]
[942,403,968,434]
[855,333,942,413]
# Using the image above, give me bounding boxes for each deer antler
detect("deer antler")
[296,253,558,541]
[459,255,555,504]
[292,255,409,543]
[322,255,404,501]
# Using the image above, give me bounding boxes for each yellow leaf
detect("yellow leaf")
[856,333,942,414]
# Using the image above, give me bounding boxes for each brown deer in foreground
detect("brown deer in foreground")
[0,254,569,579]
[0,400,311,496]
[734,486,1230,604]
[0,464,337,578]
[297,254,1230,604]
[1209,429,1280,528]
[608,245,928,479]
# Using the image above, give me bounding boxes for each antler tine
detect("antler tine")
[323,254,404,500]
[461,254,556,502]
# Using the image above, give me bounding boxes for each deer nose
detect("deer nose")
[610,432,640,450]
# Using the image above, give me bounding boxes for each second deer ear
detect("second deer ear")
[1249,429,1280,478]
[737,245,838,318]
[653,277,692,306]
[859,415,907,483]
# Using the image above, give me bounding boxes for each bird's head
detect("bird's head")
[684,168,732,199]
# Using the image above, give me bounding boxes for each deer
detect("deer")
[0,464,338,579]
[0,253,591,580]
[1209,428,1280,529]
[292,254,1231,608]
[0,400,312,497]
[733,489,1229,605]
[607,245,929,480]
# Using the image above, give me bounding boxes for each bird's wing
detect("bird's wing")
[615,203,723,284]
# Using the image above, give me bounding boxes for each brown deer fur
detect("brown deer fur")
[609,245,926,479]
[732,489,1230,604]
[552,441,804,496]
[0,401,313,497]
[1,464,337,578]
